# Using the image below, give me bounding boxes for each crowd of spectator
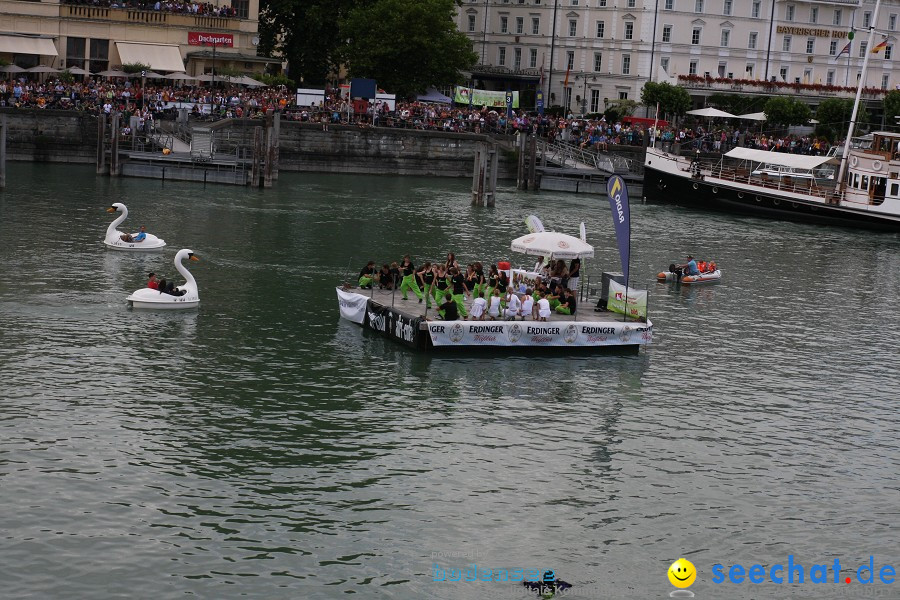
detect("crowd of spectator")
[0,76,837,155]
[62,0,240,17]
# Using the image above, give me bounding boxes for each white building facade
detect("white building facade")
[457,0,898,113]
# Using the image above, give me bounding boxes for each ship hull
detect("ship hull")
[643,164,900,231]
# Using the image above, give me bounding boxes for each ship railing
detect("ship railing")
[693,161,835,200]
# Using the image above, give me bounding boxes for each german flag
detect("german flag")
[871,37,889,54]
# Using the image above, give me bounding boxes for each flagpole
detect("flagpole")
[838,0,882,192]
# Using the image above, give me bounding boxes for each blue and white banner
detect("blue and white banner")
[427,321,652,347]
[606,175,631,286]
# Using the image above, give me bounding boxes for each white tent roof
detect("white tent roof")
[737,111,767,121]
[510,231,594,259]
[724,148,832,170]
[687,107,736,118]
[115,41,185,72]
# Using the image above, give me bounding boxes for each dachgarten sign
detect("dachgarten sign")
[188,32,234,47]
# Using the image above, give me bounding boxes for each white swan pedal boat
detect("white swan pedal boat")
[127,249,200,309]
[104,202,166,251]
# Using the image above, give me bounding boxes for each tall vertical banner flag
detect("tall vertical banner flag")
[606,175,630,287]
[536,90,545,115]
[506,90,514,118]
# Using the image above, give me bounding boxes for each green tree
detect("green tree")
[259,0,358,85]
[816,97,869,140]
[882,90,900,130]
[121,62,151,74]
[707,93,766,116]
[340,0,477,97]
[603,99,638,122]
[640,82,691,117]
[763,97,812,127]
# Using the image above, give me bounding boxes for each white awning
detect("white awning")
[0,34,58,56]
[115,41,184,72]
[724,148,832,170]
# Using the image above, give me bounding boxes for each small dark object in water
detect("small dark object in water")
[523,571,572,596]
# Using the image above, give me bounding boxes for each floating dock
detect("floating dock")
[337,287,652,352]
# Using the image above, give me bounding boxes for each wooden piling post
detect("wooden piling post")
[251,125,263,187]
[0,115,6,190]
[487,147,498,206]
[272,112,280,181]
[109,113,120,176]
[96,115,106,175]
[471,143,484,206]
[264,113,275,188]
[528,134,537,190]
[516,131,527,190]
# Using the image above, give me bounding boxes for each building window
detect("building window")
[627,0,635,7]
[231,0,248,19]
[891,14,897,31]
[752,1,760,19]
[661,56,670,73]
[746,63,753,77]
[514,47,522,69]
[833,9,841,26]
[571,0,578,5]
[624,22,634,40]
[883,74,890,89]
[65,37,86,69]
[806,38,814,54]
[718,61,726,77]
[723,0,731,16]
[567,50,574,70]
[590,89,600,113]
[786,5,794,21]
[779,66,788,81]
[532,17,540,35]
[886,46,893,60]
[89,39,109,74]
[516,17,524,34]
[695,0,703,13]
[622,54,631,74]
[662,25,672,43]
[804,68,812,82]
[721,30,730,47]
[664,0,674,9]
[859,42,867,57]
[468,15,476,32]
[864,12,871,28]
[689,60,698,75]
[619,91,628,100]
[748,32,757,49]
[596,21,605,38]
[598,0,606,5]
[501,16,508,33]
[827,69,835,85]
[499,47,506,65]
[782,36,791,52]
[594,52,602,72]
[692,27,701,45]
[810,7,818,24]
[569,20,577,37]
[530,48,538,68]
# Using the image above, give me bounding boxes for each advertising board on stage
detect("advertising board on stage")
[427,321,651,348]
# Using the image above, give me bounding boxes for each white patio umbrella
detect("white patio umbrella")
[97,69,130,78]
[65,66,92,75]
[136,71,165,79]
[737,111,767,121]
[166,73,198,81]
[687,107,737,118]
[27,65,61,73]
[510,231,595,260]
[0,65,26,73]
[235,75,266,87]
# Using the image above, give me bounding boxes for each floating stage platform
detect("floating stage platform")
[337,287,652,353]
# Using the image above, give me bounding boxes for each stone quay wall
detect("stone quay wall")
[0,108,99,164]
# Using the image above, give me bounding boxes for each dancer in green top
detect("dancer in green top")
[399,255,424,301]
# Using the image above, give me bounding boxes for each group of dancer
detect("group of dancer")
[358,253,580,321]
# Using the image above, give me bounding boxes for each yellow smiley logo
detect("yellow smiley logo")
[668,558,697,588]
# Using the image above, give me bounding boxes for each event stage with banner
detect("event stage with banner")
[337,288,652,353]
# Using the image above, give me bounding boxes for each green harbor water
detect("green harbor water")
[1,163,899,599]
